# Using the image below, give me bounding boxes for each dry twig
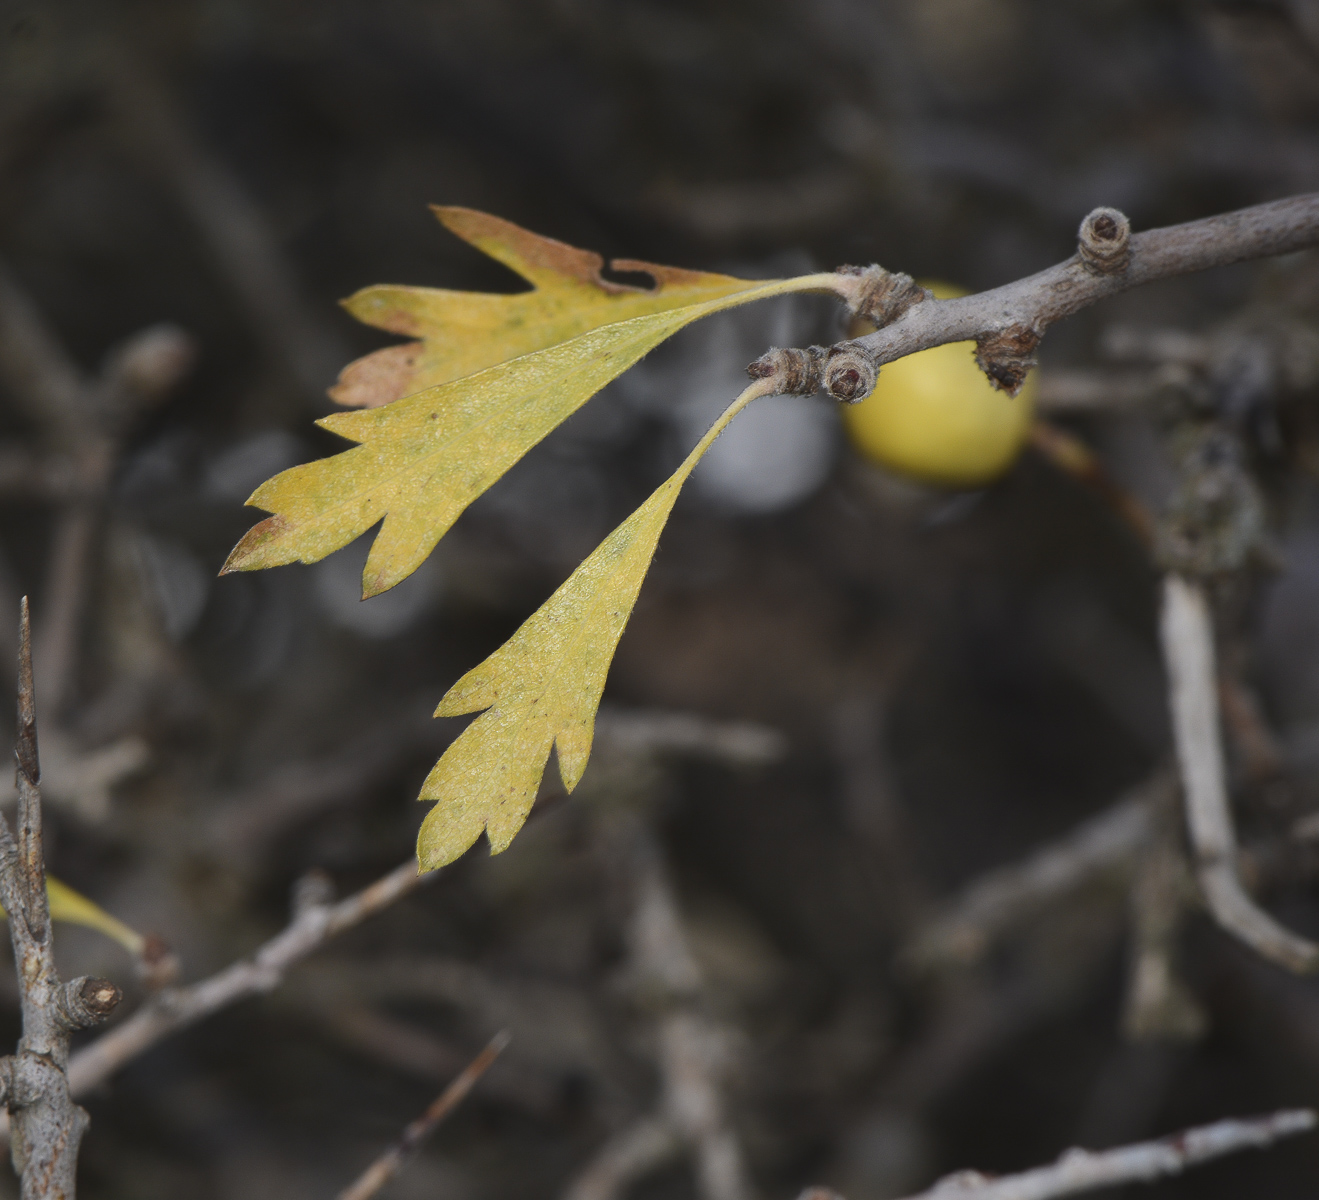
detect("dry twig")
[66,857,440,1096]
[765,194,1319,401]
[875,1108,1314,1200]
[851,195,1319,387]
[1159,575,1319,972]
[335,1030,509,1200]
[0,601,122,1197]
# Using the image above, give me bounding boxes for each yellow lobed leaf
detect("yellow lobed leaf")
[1,875,145,956]
[331,206,791,409]
[416,381,770,872]
[224,265,837,597]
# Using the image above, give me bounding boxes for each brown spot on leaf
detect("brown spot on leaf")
[220,514,291,574]
[431,206,735,297]
[329,342,424,410]
[433,205,615,288]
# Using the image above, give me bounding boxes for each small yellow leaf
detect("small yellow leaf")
[331,207,795,409]
[224,227,838,596]
[0,876,145,956]
[416,380,771,872]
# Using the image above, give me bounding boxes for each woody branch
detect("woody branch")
[755,192,1319,402]
[0,600,121,1199]
[805,1108,1315,1200]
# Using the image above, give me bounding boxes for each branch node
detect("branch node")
[837,264,929,327]
[1078,206,1132,275]
[56,976,123,1032]
[746,346,825,395]
[975,325,1040,394]
[824,342,879,403]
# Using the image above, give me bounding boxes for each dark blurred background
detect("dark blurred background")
[3,1,1319,1198]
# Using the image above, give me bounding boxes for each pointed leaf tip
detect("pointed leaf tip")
[413,382,769,870]
[226,208,843,604]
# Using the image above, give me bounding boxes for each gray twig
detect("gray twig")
[1159,575,1319,973]
[857,194,1319,379]
[877,1108,1314,1200]
[65,858,441,1097]
[335,1030,509,1200]
[0,600,122,1198]
[781,194,1319,401]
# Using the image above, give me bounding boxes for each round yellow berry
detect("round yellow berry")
[841,282,1036,487]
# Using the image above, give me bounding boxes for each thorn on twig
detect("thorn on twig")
[15,598,37,788]
[1078,207,1132,275]
[55,976,123,1031]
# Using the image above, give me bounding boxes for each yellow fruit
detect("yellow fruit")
[841,281,1036,487]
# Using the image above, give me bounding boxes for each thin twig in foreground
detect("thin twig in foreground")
[884,1108,1314,1200]
[66,857,439,1097]
[1159,575,1319,973]
[0,601,121,1197]
[336,1030,509,1200]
